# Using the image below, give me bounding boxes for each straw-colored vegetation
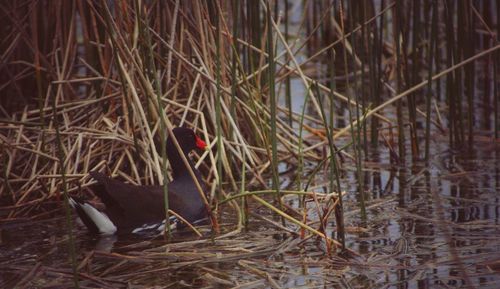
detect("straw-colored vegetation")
[1,0,499,287]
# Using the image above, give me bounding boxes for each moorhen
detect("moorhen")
[70,127,208,234]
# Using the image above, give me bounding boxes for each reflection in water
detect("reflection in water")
[2,146,500,287]
[342,143,500,288]
[92,234,117,252]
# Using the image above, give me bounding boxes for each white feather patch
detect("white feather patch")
[132,215,178,234]
[70,197,117,234]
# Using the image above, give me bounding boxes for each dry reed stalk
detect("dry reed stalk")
[229,34,392,130]
[334,43,500,139]
[3,5,495,280]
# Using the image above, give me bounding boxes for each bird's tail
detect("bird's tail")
[69,197,117,234]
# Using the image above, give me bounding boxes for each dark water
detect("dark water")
[3,73,500,287]
[344,146,500,288]
[2,141,500,288]
[2,6,500,288]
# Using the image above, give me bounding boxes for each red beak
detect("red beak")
[195,136,207,150]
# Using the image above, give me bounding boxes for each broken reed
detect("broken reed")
[1,0,500,254]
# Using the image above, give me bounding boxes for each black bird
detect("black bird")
[70,127,208,234]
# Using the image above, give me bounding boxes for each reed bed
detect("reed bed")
[1,0,499,287]
[0,0,353,244]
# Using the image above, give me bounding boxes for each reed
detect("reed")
[53,82,79,288]
[339,0,366,220]
[425,1,437,163]
[214,0,223,204]
[328,42,345,248]
[409,0,420,160]
[137,0,172,237]
[230,0,240,139]
[296,84,310,238]
[1,1,499,268]
[394,0,406,163]
[496,2,500,139]
[316,81,345,250]
[284,0,292,127]
[265,1,282,217]
[359,1,368,154]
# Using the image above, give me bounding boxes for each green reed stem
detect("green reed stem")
[33,6,46,155]
[315,81,346,248]
[52,93,79,288]
[361,3,368,154]
[409,0,420,160]
[425,1,437,162]
[349,0,365,211]
[137,0,171,237]
[455,1,465,146]
[339,1,366,220]
[285,0,292,126]
[215,1,223,201]
[1,142,14,213]
[394,0,406,162]
[328,43,345,248]
[239,148,247,229]
[297,85,311,192]
[220,190,316,205]
[230,0,239,137]
[445,0,455,147]
[371,0,385,146]
[247,0,261,80]
[496,2,500,139]
[296,84,312,222]
[464,1,475,149]
[266,1,283,220]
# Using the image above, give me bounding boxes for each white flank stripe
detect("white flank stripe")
[156,216,178,233]
[132,216,178,235]
[80,203,117,234]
